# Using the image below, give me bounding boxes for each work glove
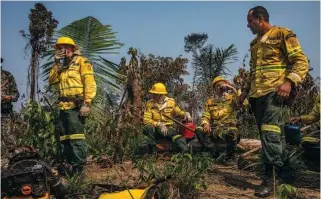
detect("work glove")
[55,49,66,64]
[79,104,91,117]
[289,116,301,124]
[157,122,168,136]
[55,48,66,59]
[184,112,192,122]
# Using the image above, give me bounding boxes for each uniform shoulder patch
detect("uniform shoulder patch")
[287,37,300,48]
[81,57,93,70]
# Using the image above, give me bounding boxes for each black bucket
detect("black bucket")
[284,124,302,145]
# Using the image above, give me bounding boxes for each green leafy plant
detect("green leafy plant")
[277,184,302,199]
[62,174,93,199]
[18,100,58,161]
[134,153,213,199]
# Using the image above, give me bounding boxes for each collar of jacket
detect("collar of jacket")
[158,97,169,111]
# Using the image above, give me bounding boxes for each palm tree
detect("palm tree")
[184,33,208,91]
[193,44,238,95]
[41,16,124,116]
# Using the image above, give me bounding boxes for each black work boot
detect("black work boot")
[148,144,156,154]
[211,150,219,159]
[254,165,275,198]
[254,177,273,198]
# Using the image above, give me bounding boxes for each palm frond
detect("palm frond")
[40,16,124,107]
[192,44,238,87]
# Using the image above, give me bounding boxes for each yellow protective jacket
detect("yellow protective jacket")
[301,94,320,124]
[244,26,309,98]
[200,91,248,130]
[143,97,186,127]
[48,52,97,110]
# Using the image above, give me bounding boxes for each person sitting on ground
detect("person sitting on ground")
[195,76,248,160]
[290,94,320,148]
[143,82,192,154]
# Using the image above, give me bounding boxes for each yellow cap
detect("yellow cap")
[149,83,168,95]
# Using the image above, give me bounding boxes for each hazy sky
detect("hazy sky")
[1,1,320,109]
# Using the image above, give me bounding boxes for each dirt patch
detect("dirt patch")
[84,160,320,199]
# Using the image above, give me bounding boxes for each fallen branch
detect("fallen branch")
[236,139,261,151]
[240,146,261,159]
[162,114,195,132]
[300,125,312,132]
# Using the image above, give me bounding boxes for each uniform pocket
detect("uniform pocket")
[265,133,281,143]
[262,71,278,79]
[151,110,160,121]
[262,39,281,59]
[265,39,281,45]
[164,107,173,113]
[261,71,281,85]
[67,65,80,78]
[67,68,80,78]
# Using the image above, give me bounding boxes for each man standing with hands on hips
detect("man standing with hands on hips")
[238,6,309,198]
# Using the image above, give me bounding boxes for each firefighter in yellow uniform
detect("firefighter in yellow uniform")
[290,94,320,125]
[196,76,247,159]
[143,83,192,153]
[290,94,320,152]
[49,37,96,175]
[238,6,309,197]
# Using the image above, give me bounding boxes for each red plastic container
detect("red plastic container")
[180,122,196,139]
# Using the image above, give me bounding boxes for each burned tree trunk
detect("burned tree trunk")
[127,48,143,124]
[117,48,143,135]
[30,44,39,101]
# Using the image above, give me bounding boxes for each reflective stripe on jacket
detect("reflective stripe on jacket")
[143,97,185,127]
[60,134,86,141]
[301,94,320,124]
[200,91,247,131]
[244,26,309,98]
[49,54,97,110]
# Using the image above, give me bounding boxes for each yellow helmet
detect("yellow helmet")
[149,83,168,95]
[54,37,77,49]
[212,76,229,87]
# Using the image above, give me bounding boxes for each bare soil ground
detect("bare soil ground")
[84,159,320,199]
